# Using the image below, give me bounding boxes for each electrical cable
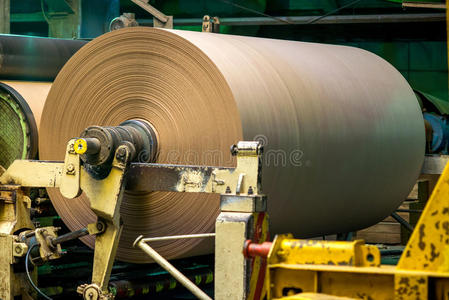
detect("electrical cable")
[25,243,53,300]
[307,0,364,24]
[215,0,293,24]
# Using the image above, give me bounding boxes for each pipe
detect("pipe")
[133,236,212,300]
[391,212,415,233]
[0,35,87,81]
[137,13,445,27]
[396,209,423,213]
[243,240,272,258]
[141,233,215,243]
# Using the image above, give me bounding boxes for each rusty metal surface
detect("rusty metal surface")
[267,234,380,268]
[398,161,449,272]
[39,27,424,263]
[126,163,231,191]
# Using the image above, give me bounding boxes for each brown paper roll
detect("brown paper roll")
[39,27,424,263]
[1,81,51,128]
[0,81,51,168]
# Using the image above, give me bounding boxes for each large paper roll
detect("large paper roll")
[0,81,51,169]
[39,27,424,263]
[1,81,51,128]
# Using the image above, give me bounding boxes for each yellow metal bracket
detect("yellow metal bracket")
[397,161,449,272]
[60,139,81,199]
[268,234,380,268]
[259,161,449,300]
[77,144,131,298]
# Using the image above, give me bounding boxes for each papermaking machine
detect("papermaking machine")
[0,27,447,300]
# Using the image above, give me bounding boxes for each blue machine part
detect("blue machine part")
[423,112,449,154]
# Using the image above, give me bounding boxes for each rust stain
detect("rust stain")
[442,221,449,235]
[337,257,352,266]
[429,243,440,262]
[418,224,426,251]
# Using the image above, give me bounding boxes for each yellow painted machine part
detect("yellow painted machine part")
[266,162,449,300]
[397,162,449,272]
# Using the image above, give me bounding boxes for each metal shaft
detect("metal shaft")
[134,237,212,300]
[51,228,89,246]
[137,13,445,26]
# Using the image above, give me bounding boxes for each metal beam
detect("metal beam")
[137,13,445,26]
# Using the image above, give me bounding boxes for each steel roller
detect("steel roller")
[39,27,424,263]
[0,35,87,81]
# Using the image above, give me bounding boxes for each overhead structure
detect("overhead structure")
[39,27,424,263]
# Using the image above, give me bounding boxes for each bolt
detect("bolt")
[248,186,253,195]
[68,143,75,154]
[96,222,104,232]
[116,147,127,160]
[230,145,238,156]
[66,164,75,175]
[15,245,22,254]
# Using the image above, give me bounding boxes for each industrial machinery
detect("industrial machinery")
[38,28,425,264]
[2,120,449,299]
[244,161,449,299]
[0,120,267,300]
[0,26,440,300]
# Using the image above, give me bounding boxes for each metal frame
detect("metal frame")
[0,140,268,300]
[249,162,449,299]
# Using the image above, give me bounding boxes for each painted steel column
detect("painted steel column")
[215,212,253,300]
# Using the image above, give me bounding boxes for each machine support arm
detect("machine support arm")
[127,141,263,195]
[0,118,265,300]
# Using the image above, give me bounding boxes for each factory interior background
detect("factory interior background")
[5,0,448,108]
[0,0,448,299]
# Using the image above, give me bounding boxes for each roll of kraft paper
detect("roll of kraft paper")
[39,27,424,263]
[0,81,51,169]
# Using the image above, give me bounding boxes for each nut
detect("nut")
[66,163,75,175]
